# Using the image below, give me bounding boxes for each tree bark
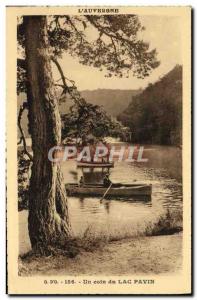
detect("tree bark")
[24,16,71,249]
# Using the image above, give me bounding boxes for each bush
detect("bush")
[145,209,183,236]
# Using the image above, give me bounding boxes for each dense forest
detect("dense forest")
[118,65,182,145]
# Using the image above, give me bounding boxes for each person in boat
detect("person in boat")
[103,173,111,187]
[79,176,84,187]
[103,140,110,163]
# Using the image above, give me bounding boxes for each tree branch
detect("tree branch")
[51,56,85,107]
[111,37,121,67]
[86,16,112,37]
[51,56,67,87]
[18,102,33,161]
[85,16,132,45]
[66,16,84,44]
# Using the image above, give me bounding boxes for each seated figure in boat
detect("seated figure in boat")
[79,176,84,187]
[103,173,111,187]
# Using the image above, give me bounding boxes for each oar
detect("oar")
[100,182,113,201]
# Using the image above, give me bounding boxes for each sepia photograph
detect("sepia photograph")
[6,6,191,295]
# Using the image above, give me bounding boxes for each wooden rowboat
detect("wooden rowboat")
[65,182,152,197]
[77,161,114,168]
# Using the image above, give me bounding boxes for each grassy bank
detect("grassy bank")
[19,210,182,276]
[19,233,182,276]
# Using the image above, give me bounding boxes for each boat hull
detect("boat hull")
[65,183,152,197]
[77,161,114,168]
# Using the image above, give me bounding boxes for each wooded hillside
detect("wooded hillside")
[18,89,140,137]
[118,65,182,145]
[80,89,140,117]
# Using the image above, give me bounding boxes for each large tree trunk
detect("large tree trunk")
[24,16,71,250]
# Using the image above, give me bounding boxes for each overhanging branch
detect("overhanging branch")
[51,56,67,87]
[51,56,85,107]
[85,16,134,46]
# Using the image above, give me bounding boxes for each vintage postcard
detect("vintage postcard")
[6,6,192,295]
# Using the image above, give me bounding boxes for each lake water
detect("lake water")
[19,144,182,254]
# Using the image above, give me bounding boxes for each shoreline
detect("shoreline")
[19,233,182,276]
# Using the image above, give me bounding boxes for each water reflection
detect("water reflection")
[104,201,110,214]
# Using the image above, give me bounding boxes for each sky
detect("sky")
[52,15,182,91]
